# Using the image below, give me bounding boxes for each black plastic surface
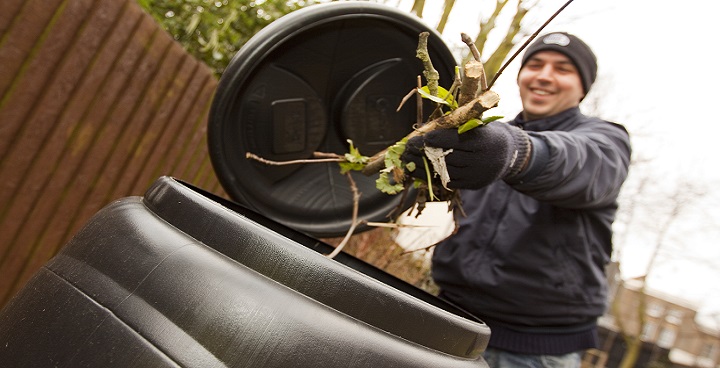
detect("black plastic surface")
[0,177,490,367]
[208,2,457,237]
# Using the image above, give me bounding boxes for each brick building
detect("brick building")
[588,278,720,367]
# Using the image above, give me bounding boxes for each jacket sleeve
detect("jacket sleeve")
[507,120,631,209]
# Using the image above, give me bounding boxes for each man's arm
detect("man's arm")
[510,121,631,209]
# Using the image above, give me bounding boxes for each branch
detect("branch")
[416,32,439,96]
[462,32,481,62]
[245,152,344,165]
[484,1,528,83]
[487,0,575,90]
[365,222,434,229]
[458,33,487,105]
[401,238,445,255]
[326,172,361,258]
[462,0,509,67]
[416,76,423,126]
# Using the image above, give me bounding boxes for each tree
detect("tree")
[609,170,707,367]
[139,0,537,80]
[584,84,708,367]
[408,0,535,82]
[137,0,320,76]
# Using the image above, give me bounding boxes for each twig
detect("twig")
[365,222,435,229]
[312,152,345,159]
[441,66,463,115]
[400,240,443,255]
[416,75,423,126]
[326,172,361,259]
[450,66,463,97]
[397,86,418,112]
[461,33,481,62]
[486,0,575,90]
[416,32,439,96]
[246,152,343,165]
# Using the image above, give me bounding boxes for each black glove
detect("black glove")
[402,121,531,189]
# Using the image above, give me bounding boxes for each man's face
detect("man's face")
[517,50,585,121]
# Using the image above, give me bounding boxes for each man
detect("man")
[403,32,632,367]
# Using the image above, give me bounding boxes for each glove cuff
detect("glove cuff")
[504,125,531,179]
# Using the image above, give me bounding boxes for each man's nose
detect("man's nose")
[536,65,554,80]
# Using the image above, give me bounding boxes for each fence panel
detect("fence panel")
[0,0,222,306]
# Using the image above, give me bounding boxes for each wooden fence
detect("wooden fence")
[0,0,222,307]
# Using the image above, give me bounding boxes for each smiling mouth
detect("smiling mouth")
[531,88,552,96]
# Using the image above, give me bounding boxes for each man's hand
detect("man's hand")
[402,122,531,189]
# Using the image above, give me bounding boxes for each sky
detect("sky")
[390,0,720,327]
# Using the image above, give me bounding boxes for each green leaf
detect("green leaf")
[373,138,409,194]
[457,115,504,134]
[482,115,504,124]
[141,0,317,77]
[384,139,407,169]
[185,13,201,36]
[458,119,482,134]
[418,86,457,109]
[376,170,405,195]
[339,139,369,174]
[339,161,365,174]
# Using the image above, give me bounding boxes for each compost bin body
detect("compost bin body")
[0,177,490,367]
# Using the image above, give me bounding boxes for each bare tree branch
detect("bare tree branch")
[410,0,425,17]
[436,0,456,33]
[487,0,575,90]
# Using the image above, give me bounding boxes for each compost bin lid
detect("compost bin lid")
[208,2,457,237]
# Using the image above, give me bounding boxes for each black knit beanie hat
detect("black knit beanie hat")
[521,32,597,94]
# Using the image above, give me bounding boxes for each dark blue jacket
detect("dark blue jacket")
[432,107,632,354]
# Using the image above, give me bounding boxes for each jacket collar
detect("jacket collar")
[511,107,583,132]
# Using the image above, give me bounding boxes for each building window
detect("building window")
[657,327,676,348]
[641,322,657,341]
[665,309,684,324]
[647,301,664,318]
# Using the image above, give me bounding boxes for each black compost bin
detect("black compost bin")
[208,1,458,237]
[0,177,490,367]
